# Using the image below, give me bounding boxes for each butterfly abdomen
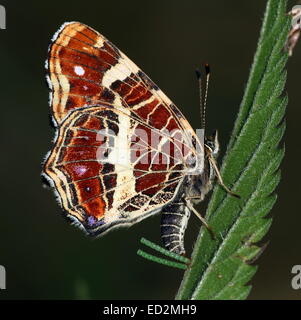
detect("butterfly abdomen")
[160,202,191,255]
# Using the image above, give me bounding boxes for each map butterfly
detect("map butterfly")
[42,22,232,255]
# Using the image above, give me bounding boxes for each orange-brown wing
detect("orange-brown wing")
[44,22,205,236]
[46,22,200,155]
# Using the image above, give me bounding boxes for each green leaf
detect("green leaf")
[176,0,290,300]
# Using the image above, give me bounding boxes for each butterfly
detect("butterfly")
[42,22,236,255]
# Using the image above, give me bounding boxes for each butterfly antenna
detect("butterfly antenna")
[196,64,210,131]
[203,64,210,130]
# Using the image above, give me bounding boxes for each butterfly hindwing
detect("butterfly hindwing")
[44,105,190,234]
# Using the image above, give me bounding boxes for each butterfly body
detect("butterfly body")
[43,21,219,255]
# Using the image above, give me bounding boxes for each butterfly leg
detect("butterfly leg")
[208,155,240,198]
[184,200,216,240]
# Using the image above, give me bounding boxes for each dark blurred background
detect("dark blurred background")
[0,0,300,300]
